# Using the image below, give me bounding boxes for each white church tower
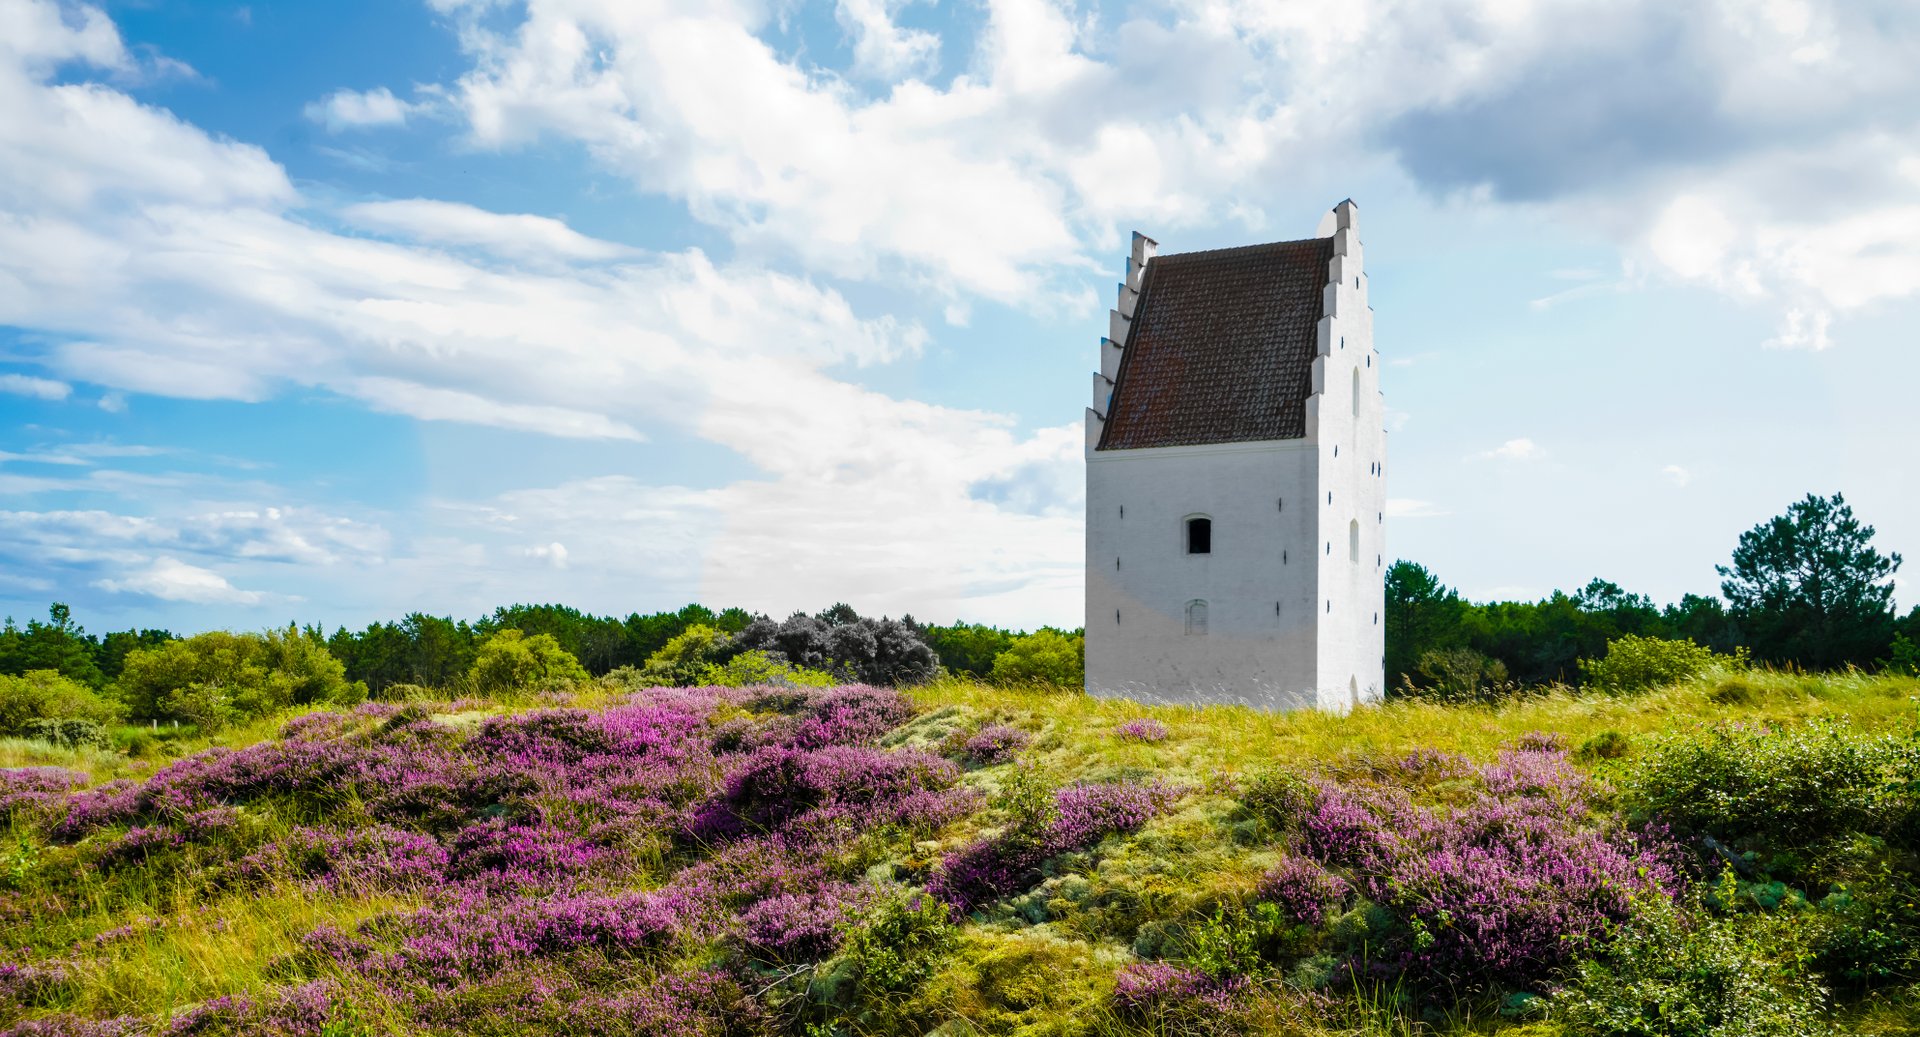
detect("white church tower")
[1084,200,1385,712]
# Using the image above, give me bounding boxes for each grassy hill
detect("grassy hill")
[3,668,1918,1036]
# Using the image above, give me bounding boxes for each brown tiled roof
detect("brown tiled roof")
[1097,236,1332,450]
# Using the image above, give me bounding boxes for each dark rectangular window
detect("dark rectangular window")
[1187,517,1211,554]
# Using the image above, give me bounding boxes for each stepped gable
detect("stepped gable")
[1097,236,1333,450]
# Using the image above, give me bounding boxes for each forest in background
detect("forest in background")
[6,491,1915,700]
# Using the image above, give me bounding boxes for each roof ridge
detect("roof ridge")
[1153,236,1328,263]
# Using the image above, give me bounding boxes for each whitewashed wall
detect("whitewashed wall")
[1084,201,1386,713]
[1085,439,1322,709]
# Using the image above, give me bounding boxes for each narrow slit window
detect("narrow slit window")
[1349,519,1360,563]
[1187,517,1212,554]
[1351,367,1361,417]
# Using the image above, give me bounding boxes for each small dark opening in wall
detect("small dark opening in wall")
[1283,549,1288,564]
[1119,505,1125,519]
[1187,517,1212,554]
[1327,491,1333,504]
[1115,557,1121,570]
[1115,609,1121,624]
[1275,601,1281,616]
[1277,498,1283,512]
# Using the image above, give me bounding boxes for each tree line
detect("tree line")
[1388,492,1917,695]
[4,491,1908,710]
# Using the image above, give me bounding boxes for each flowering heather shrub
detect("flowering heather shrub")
[0,959,71,1005]
[5,683,984,1031]
[689,743,963,841]
[1112,962,1255,1035]
[928,780,1182,914]
[448,818,608,887]
[746,684,913,750]
[1257,858,1351,927]
[346,886,701,987]
[0,769,87,824]
[1113,961,1214,1010]
[564,969,770,1037]
[243,824,450,892]
[737,882,873,960]
[1293,743,1681,989]
[1115,718,1169,743]
[0,1012,144,1036]
[961,724,1030,765]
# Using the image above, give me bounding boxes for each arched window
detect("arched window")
[1186,517,1212,554]
[1351,367,1361,417]
[1185,599,1208,636]
[1348,519,1360,563]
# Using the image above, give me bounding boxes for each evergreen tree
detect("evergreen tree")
[1383,561,1464,688]
[1717,492,1901,669]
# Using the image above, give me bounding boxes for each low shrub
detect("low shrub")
[988,629,1084,688]
[927,774,1181,914]
[0,670,122,735]
[1580,634,1729,693]
[19,717,112,750]
[960,723,1030,765]
[695,648,837,688]
[1287,742,1682,991]
[1577,729,1633,762]
[1115,717,1169,743]
[1555,881,1832,1036]
[1615,719,1901,853]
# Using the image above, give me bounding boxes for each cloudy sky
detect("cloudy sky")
[1,0,1916,634]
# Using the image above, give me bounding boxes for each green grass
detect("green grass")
[4,666,1917,1035]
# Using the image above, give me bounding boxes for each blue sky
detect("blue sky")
[1,0,1917,635]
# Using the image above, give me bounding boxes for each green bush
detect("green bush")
[1555,883,1831,1036]
[466,629,589,693]
[1579,634,1727,693]
[114,628,360,729]
[0,669,122,734]
[639,624,733,685]
[988,629,1084,688]
[1397,646,1510,703]
[1577,730,1633,762]
[695,649,836,689]
[19,716,113,750]
[837,891,957,996]
[1616,719,1898,852]
[1890,633,1920,677]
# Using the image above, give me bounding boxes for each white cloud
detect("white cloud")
[835,0,939,80]
[303,86,419,132]
[0,504,389,567]
[1661,464,1692,487]
[1478,437,1545,461]
[97,391,126,412]
[93,556,266,604]
[340,199,635,262]
[1385,498,1450,518]
[0,373,70,399]
[350,0,1920,336]
[523,541,569,568]
[0,1,1088,623]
